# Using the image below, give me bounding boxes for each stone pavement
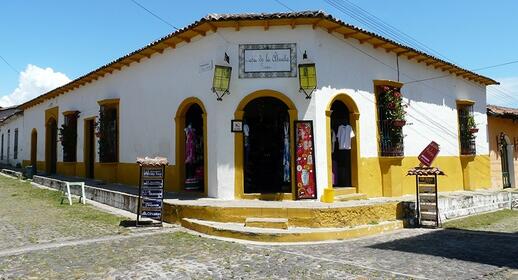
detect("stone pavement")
[0,174,518,279]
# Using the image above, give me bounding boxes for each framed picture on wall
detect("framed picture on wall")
[231,120,243,133]
[294,120,317,199]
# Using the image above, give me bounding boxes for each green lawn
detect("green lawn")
[444,209,518,233]
[0,174,126,250]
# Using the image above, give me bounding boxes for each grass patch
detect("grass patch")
[0,175,125,227]
[443,209,518,231]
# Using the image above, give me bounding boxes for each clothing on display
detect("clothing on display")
[283,121,290,183]
[337,124,355,150]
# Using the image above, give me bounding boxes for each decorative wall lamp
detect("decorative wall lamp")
[298,51,317,99]
[212,52,232,101]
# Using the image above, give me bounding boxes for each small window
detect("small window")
[458,104,477,155]
[376,84,406,156]
[7,129,10,160]
[60,112,79,162]
[1,134,4,160]
[98,105,118,163]
[14,129,18,160]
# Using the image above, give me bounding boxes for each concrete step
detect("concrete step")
[333,187,357,196]
[334,193,367,202]
[181,218,404,243]
[245,217,288,229]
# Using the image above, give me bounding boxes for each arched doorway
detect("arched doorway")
[500,133,515,188]
[234,90,297,199]
[175,98,207,194]
[326,94,360,191]
[243,97,290,193]
[31,129,37,168]
[45,118,58,174]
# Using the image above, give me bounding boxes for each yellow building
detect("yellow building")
[487,105,517,189]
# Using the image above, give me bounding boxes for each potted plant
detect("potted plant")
[467,115,478,133]
[379,86,407,127]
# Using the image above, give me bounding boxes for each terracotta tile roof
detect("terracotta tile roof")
[487,104,518,119]
[0,107,21,123]
[407,166,445,176]
[136,156,169,166]
[18,11,498,110]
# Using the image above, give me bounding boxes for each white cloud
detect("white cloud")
[0,64,70,107]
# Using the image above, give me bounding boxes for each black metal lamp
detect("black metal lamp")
[212,52,232,101]
[298,51,317,99]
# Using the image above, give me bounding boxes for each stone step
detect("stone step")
[245,217,288,230]
[181,218,404,243]
[421,211,438,221]
[333,187,357,196]
[334,193,367,202]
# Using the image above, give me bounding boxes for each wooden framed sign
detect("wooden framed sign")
[294,121,317,199]
[238,43,297,78]
[136,157,168,227]
[418,141,440,167]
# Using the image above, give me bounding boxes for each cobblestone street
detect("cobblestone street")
[0,176,517,279]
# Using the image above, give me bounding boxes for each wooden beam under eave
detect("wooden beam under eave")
[425,60,438,66]
[264,20,269,31]
[372,42,389,49]
[164,41,176,49]
[342,31,358,38]
[312,19,323,29]
[358,36,373,44]
[434,63,445,69]
[416,56,429,63]
[384,46,399,53]
[327,25,341,33]
[192,28,206,36]
[234,21,240,31]
[177,34,191,43]
[396,50,410,56]
[206,22,217,32]
[290,19,296,29]
[151,46,165,54]
[406,53,420,60]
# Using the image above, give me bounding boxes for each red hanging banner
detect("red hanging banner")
[294,121,317,199]
[418,141,440,167]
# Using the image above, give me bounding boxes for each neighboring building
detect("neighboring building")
[2,11,498,200]
[0,107,24,167]
[487,105,517,189]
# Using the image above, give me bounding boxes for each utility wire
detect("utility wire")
[274,0,295,12]
[129,0,180,30]
[0,55,20,75]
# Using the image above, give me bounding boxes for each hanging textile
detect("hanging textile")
[283,121,290,183]
[331,129,337,153]
[184,125,196,164]
[337,125,355,150]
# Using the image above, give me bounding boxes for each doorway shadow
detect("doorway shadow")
[368,229,518,268]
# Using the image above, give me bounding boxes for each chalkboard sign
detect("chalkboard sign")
[137,165,165,226]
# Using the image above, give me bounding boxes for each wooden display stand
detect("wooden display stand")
[136,157,168,227]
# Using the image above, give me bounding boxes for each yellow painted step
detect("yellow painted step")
[333,187,357,196]
[181,218,404,243]
[334,193,367,202]
[245,217,288,230]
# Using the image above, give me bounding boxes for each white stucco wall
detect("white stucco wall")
[0,113,24,167]
[13,24,489,199]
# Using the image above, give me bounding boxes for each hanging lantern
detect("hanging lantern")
[212,52,232,101]
[298,51,317,99]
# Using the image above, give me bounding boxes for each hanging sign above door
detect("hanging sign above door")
[239,43,297,78]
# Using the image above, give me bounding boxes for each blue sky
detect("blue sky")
[1,0,517,107]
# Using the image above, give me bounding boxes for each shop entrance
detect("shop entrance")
[243,97,291,193]
[31,129,37,168]
[183,103,205,191]
[500,134,515,189]
[84,119,96,179]
[45,118,58,175]
[330,101,353,187]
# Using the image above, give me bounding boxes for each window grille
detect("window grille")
[376,86,405,157]
[458,105,476,155]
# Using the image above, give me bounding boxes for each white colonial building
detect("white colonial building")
[0,11,497,201]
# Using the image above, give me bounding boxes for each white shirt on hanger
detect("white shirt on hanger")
[337,125,355,150]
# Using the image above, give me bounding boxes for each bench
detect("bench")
[32,175,86,205]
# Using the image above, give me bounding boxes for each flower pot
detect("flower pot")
[469,128,479,133]
[392,120,406,127]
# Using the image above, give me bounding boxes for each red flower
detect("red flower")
[388,102,395,109]
[393,92,401,98]
[383,86,390,92]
